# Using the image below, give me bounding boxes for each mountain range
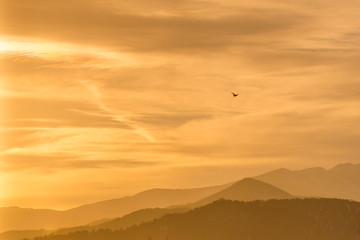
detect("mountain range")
[57,178,293,233]
[0,178,293,239]
[1,162,360,240]
[255,162,360,200]
[32,198,360,240]
[0,183,230,232]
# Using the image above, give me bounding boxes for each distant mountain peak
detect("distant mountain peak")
[297,167,327,174]
[257,163,360,177]
[255,162,360,202]
[330,162,360,171]
[262,167,291,175]
[232,177,277,186]
[192,178,293,207]
[227,178,293,196]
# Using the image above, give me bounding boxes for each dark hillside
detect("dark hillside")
[34,198,360,240]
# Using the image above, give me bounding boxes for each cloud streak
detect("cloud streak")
[1,0,310,52]
[2,97,132,129]
[1,154,159,172]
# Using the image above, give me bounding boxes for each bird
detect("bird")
[231,92,239,97]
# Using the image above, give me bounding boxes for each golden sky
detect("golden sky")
[1,0,360,209]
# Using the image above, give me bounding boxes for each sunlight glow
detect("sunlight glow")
[0,41,12,52]
[0,37,135,68]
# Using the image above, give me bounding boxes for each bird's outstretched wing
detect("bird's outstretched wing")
[231,92,238,97]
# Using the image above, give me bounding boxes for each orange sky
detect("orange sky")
[1,0,360,209]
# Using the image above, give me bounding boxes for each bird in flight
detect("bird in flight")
[231,92,239,97]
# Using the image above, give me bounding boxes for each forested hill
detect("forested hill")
[33,198,360,240]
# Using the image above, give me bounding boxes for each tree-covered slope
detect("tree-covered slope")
[33,198,360,240]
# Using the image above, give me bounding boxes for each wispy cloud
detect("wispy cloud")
[1,0,309,52]
[78,80,156,142]
[2,97,132,129]
[1,153,159,172]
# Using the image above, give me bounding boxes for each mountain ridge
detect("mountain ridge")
[0,183,230,232]
[2,162,360,237]
[0,178,293,240]
[192,178,293,207]
[32,198,360,240]
[255,162,360,201]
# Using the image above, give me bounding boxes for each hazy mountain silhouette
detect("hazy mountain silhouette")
[255,162,360,201]
[192,178,293,207]
[2,162,360,237]
[51,207,189,237]
[52,179,292,234]
[0,229,49,240]
[0,208,188,240]
[0,208,189,240]
[0,178,293,240]
[32,198,360,240]
[0,184,230,233]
